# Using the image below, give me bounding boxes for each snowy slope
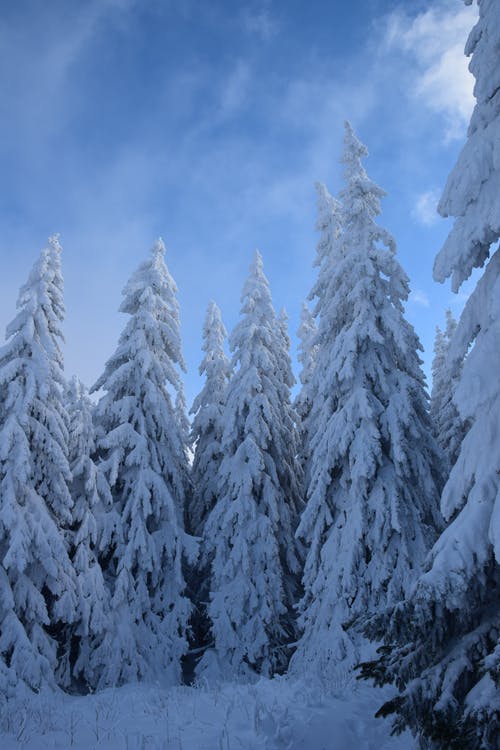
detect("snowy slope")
[0,679,415,749]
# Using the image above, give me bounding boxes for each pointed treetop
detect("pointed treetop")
[432,325,446,373]
[299,301,315,332]
[297,302,317,353]
[119,238,181,332]
[444,308,457,339]
[201,299,227,352]
[239,250,272,312]
[206,298,224,329]
[201,301,227,362]
[343,120,368,161]
[17,235,62,303]
[339,123,395,256]
[196,300,228,378]
[48,233,62,257]
[194,299,229,385]
[252,248,264,272]
[342,121,373,201]
[152,236,166,260]
[7,236,67,369]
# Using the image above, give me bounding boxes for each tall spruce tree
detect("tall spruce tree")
[91,239,195,688]
[200,252,300,679]
[188,302,230,660]
[0,237,76,693]
[430,310,464,469]
[189,301,230,538]
[362,3,500,747]
[274,308,304,610]
[294,183,342,488]
[309,181,344,334]
[292,124,443,681]
[294,302,318,471]
[62,377,116,691]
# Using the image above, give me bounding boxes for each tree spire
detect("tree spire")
[292,127,443,681]
[91,239,195,688]
[0,238,76,693]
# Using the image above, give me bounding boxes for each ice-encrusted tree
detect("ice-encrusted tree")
[61,377,117,691]
[188,302,230,654]
[297,183,343,483]
[91,239,196,688]
[430,309,464,468]
[294,303,318,473]
[431,325,446,404]
[174,386,190,448]
[0,237,76,693]
[201,252,300,678]
[362,4,500,747]
[274,308,304,608]
[189,301,230,538]
[292,123,443,680]
[309,181,344,331]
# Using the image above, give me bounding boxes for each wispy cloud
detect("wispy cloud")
[218,61,253,119]
[409,290,430,308]
[0,0,138,153]
[412,190,440,227]
[383,0,476,141]
[242,5,279,41]
[0,0,476,401]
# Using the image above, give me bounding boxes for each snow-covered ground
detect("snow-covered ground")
[0,678,415,749]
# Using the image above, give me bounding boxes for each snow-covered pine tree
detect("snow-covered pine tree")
[292,123,443,681]
[0,237,76,693]
[294,302,318,471]
[275,307,303,517]
[362,4,500,747]
[175,386,190,449]
[189,301,230,538]
[62,377,117,691]
[309,181,344,331]
[294,302,318,468]
[431,324,447,428]
[187,302,230,662]
[430,309,464,468]
[91,239,196,688]
[444,308,457,345]
[201,252,300,679]
[274,308,304,618]
[296,183,343,487]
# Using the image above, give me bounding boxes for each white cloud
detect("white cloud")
[384,0,476,141]
[412,189,440,226]
[409,289,430,307]
[218,61,253,119]
[0,0,137,149]
[243,6,278,41]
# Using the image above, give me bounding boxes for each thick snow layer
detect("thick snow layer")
[0,679,415,749]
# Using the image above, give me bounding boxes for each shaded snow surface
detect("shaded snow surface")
[0,678,415,749]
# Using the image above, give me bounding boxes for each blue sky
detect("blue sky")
[0,0,477,406]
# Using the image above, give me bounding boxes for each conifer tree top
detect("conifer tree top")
[233,249,275,349]
[340,122,391,238]
[7,234,65,362]
[199,301,227,367]
[190,299,229,426]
